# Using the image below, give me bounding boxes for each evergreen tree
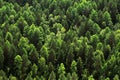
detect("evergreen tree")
[48,71,56,80]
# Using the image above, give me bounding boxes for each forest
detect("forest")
[0,0,120,80]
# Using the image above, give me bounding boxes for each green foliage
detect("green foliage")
[31,63,38,77]
[91,23,101,34]
[9,75,17,80]
[58,63,66,75]
[90,34,99,48]
[5,32,13,43]
[14,55,22,66]
[77,0,97,16]
[113,74,119,80]
[28,44,39,63]
[66,73,72,80]
[58,73,66,80]
[27,24,44,49]
[71,72,78,80]
[71,60,77,73]
[14,55,23,76]
[38,57,46,75]
[0,0,120,80]
[48,71,56,80]
[89,9,99,23]
[0,70,7,80]
[40,45,49,60]
[88,75,95,80]
[0,47,4,68]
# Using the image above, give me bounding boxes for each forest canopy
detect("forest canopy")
[0,0,120,80]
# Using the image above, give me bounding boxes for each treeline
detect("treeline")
[0,0,120,80]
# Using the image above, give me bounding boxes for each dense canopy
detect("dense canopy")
[0,0,120,80]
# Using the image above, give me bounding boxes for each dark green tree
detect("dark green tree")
[72,72,78,80]
[48,71,56,80]
[0,47,4,68]
[28,44,39,63]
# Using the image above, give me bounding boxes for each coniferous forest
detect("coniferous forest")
[0,0,120,80]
